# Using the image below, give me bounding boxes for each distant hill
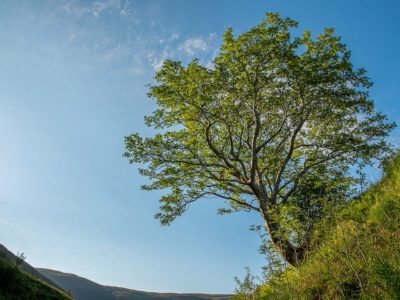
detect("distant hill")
[0,244,230,300]
[0,244,73,300]
[37,268,231,300]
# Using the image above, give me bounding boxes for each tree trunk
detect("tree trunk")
[264,216,305,268]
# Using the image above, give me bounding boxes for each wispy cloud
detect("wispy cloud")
[55,0,146,74]
[103,43,131,61]
[179,37,208,55]
[147,32,220,71]
[179,33,216,56]
[62,0,133,19]
[59,1,219,75]
[147,46,175,71]
[92,0,122,17]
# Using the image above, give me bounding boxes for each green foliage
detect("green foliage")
[125,12,394,266]
[236,152,400,299]
[232,268,260,300]
[0,255,73,300]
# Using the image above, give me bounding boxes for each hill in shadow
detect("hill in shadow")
[38,268,231,300]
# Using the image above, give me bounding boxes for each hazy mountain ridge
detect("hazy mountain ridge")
[0,243,230,300]
[37,268,231,300]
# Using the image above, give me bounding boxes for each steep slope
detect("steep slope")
[0,246,73,300]
[38,268,231,300]
[0,243,65,292]
[254,154,400,299]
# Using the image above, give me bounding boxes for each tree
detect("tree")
[15,252,26,268]
[124,13,395,267]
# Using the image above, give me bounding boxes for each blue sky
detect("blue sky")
[0,0,399,294]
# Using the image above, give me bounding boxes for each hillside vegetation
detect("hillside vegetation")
[0,253,73,300]
[234,153,400,299]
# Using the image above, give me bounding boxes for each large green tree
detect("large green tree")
[125,13,394,267]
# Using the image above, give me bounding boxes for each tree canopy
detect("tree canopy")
[124,13,395,267]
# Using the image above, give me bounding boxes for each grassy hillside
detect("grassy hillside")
[0,253,73,300]
[0,244,67,293]
[234,153,400,299]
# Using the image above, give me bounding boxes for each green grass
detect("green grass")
[237,154,400,299]
[0,255,74,300]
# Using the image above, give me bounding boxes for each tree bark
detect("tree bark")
[264,215,306,268]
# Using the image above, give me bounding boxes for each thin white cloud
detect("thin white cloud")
[159,33,180,45]
[103,43,131,61]
[169,33,180,41]
[56,0,146,75]
[179,37,208,55]
[178,33,217,56]
[147,32,220,71]
[62,0,133,19]
[149,58,164,71]
[60,1,219,75]
[68,33,77,43]
[92,0,121,17]
[147,46,175,71]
